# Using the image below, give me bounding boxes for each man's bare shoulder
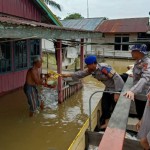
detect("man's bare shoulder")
[27,68,38,77]
[27,68,33,74]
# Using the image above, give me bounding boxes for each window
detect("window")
[122,37,129,51]
[14,40,27,70]
[30,39,40,66]
[114,37,121,50]
[114,35,129,51]
[0,42,11,73]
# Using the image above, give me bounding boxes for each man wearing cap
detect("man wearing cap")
[124,44,150,120]
[24,56,44,117]
[62,55,124,129]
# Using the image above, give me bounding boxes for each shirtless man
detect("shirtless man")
[24,57,44,117]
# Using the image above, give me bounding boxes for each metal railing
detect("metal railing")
[89,90,120,131]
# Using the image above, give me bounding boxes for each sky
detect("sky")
[49,0,150,20]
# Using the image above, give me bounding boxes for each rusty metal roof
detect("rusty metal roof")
[0,16,103,39]
[0,15,100,33]
[61,18,106,31]
[95,17,149,33]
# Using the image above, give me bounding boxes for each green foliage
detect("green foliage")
[54,15,61,20]
[44,0,61,11]
[64,13,84,20]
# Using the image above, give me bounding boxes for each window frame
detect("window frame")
[29,39,40,67]
[0,42,12,74]
[14,40,28,71]
[114,34,129,51]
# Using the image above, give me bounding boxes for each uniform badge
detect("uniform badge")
[101,67,115,78]
[142,63,148,71]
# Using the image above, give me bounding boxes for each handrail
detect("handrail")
[89,90,120,131]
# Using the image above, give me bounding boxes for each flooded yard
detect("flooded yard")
[0,58,134,150]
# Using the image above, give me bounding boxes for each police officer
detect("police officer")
[125,44,150,120]
[62,55,124,129]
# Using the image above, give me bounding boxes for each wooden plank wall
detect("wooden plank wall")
[0,70,27,94]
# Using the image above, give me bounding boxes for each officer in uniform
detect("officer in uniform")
[62,55,124,129]
[125,44,150,120]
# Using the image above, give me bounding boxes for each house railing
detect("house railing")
[62,82,83,101]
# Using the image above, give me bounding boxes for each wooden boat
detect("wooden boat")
[68,76,143,150]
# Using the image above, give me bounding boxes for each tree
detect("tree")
[64,13,84,20]
[44,0,61,11]
[55,15,61,20]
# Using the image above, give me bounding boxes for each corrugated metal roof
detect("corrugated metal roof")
[0,16,103,39]
[0,16,101,33]
[95,17,149,33]
[61,18,106,31]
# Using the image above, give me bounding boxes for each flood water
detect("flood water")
[0,59,134,150]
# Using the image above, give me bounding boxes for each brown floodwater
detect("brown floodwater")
[0,58,134,150]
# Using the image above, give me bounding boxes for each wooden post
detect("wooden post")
[56,39,63,103]
[80,38,84,71]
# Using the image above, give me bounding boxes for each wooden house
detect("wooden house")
[0,0,61,94]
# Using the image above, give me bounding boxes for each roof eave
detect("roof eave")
[35,0,62,26]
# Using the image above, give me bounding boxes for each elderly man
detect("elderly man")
[124,44,150,120]
[62,55,124,129]
[24,56,44,117]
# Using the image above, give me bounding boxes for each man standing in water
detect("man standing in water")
[124,44,150,120]
[24,57,44,117]
[62,55,124,129]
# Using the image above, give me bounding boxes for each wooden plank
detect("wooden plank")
[99,77,133,150]
[99,127,125,150]
[0,23,102,39]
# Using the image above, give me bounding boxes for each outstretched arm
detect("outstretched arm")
[62,69,90,79]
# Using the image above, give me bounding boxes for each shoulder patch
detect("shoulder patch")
[142,63,148,71]
[101,66,115,78]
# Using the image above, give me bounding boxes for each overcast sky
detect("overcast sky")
[49,0,150,20]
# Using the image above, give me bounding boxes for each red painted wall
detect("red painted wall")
[0,0,41,21]
[0,70,27,94]
[0,39,41,94]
